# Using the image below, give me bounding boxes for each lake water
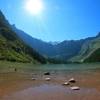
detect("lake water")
[18,63,100,75]
[0,63,100,100]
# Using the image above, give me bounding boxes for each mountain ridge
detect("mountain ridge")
[70,33,100,62]
[0,10,47,64]
[12,24,100,62]
[1,10,100,63]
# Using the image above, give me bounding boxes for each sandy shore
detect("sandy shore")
[0,70,100,100]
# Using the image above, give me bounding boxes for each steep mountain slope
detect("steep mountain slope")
[0,10,47,64]
[84,48,100,62]
[70,33,100,62]
[14,25,99,62]
[1,10,100,63]
[55,40,85,59]
[12,27,56,57]
[12,26,88,60]
[11,17,100,63]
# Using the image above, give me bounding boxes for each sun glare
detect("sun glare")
[25,0,44,15]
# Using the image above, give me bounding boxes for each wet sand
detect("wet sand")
[0,69,100,100]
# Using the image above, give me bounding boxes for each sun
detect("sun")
[25,0,44,15]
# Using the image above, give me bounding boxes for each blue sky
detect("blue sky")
[0,0,100,42]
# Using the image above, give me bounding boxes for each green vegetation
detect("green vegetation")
[69,34,100,63]
[0,10,47,64]
[0,10,100,64]
[84,48,100,62]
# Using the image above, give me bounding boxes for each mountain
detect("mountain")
[1,10,100,64]
[12,23,100,63]
[12,26,87,60]
[0,10,47,64]
[12,27,56,57]
[15,26,100,63]
[70,33,100,63]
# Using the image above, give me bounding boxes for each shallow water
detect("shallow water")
[1,84,100,100]
[17,63,100,78]
[0,63,100,100]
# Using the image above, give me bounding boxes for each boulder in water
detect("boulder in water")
[45,78,51,81]
[70,86,80,90]
[44,72,50,75]
[62,82,70,85]
[69,78,76,83]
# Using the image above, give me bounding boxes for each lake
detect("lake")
[0,62,100,100]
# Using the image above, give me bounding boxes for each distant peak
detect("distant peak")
[48,41,60,45]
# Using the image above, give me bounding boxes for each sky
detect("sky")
[0,0,100,42]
